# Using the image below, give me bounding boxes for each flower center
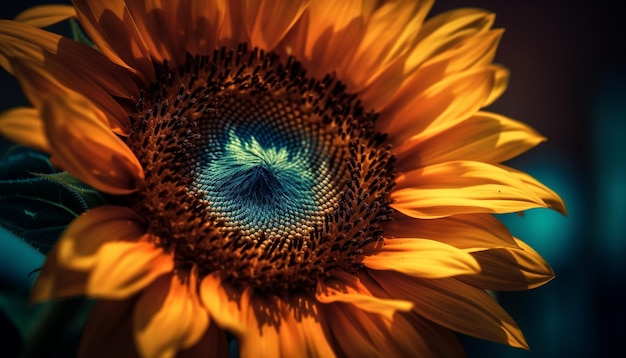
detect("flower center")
[126,45,395,293]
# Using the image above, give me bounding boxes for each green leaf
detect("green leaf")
[0,146,106,254]
[70,19,93,47]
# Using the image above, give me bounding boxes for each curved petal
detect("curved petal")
[133,269,209,357]
[380,67,496,146]
[406,8,496,72]
[459,238,555,291]
[87,239,174,299]
[31,257,90,302]
[502,165,567,215]
[39,91,143,194]
[78,298,139,358]
[316,271,413,320]
[14,5,76,27]
[362,238,480,278]
[320,301,463,357]
[178,321,230,358]
[56,206,145,270]
[396,111,546,171]
[238,0,309,52]
[391,161,547,218]
[201,273,334,357]
[372,271,528,349]
[180,0,228,56]
[484,64,510,106]
[126,0,186,66]
[384,212,519,250]
[0,20,139,101]
[71,0,155,82]
[0,107,50,153]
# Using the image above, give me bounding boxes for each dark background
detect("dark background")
[1,1,624,357]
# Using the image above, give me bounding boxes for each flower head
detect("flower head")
[0,1,565,357]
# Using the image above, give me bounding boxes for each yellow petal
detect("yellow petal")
[384,212,519,250]
[316,271,413,320]
[14,5,76,28]
[39,92,144,194]
[484,64,510,106]
[362,238,480,278]
[503,165,567,215]
[87,240,174,299]
[56,206,145,270]
[392,160,547,218]
[72,0,155,82]
[372,271,528,349]
[459,238,555,291]
[78,298,137,358]
[396,111,546,171]
[381,67,496,146]
[0,107,50,153]
[134,269,209,358]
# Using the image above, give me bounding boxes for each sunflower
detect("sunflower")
[0,0,565,357]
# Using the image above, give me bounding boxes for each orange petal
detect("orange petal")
[362,238,480,278]
[316,271,413,320]
[406,8,496,72]
[395,111,546,171]
[56,206,145,270]
[385,212,518,250]
[0,107,50,153]
[87,239,174,299]
[275,295,336,357]
[126,0,186,66]
[14,5,76,28]
[459,238,555,291]
[381,67,496,146]
[240,0,309,51]
[178,321,230,358]
[78,298,139,358]
[180,0,228,56]
[133,269,209,357]
[31,257,90,302]
[0,20,139,103]
[391,160,547,218]
[320,301,463,357]
[39,92,144,194]
[372,271,528,349]
[72,0,155,82]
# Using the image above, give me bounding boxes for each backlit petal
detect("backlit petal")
[316,271,413,320]
[40,92,144,194]
[0,107,50,153]
[373,271,528,349]
[56,206,145,270]
[134,269,209,357]
[362,238,480,278]
[87,239,173,299]
[459,238,555,291]
[385,212,519,250]
[396,111,546,171]
[71,0,155,82]
[14,5,76,28]
[392,161,547,218]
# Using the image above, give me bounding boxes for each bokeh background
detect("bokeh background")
[1,1,623,357]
